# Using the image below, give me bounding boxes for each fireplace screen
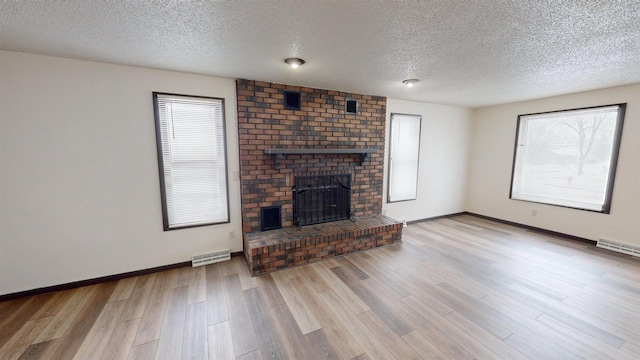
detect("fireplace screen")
[293,174,351,228]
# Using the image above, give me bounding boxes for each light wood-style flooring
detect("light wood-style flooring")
[1,214,639,359]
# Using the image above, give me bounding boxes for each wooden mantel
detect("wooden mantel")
[264,148,378,168]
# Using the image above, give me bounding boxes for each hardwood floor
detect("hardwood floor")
[1,214,639,359]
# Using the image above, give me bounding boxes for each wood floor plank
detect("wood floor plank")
[236,349,262,360]
[3,293,56,346]
[304,329,340,360]
[504,333,561,360]
[100,318,141,360]
[266,304,311,360]
[0,300,23,322]
[350,354,370,360]
[16,339,56,360]
[621,341,640,358]
[73,300,127,360]
[431,282,513,340]
[208,321,235,360]
[319,290,396,360]
[224,274,258,356]
[168,267,191,289]
[205,264,229,325]
[154,286,188,360]
[271,271,322,335]
[131,274,170,346]
[187,266,206,305]
[401,295,501,360]
[359,280,473,360]
[118,273,156,322]
[316,262,370,315]
[357,310,422,360]
[347,254,411,298]
[432,277,587,360]
[108,277,138,303]
[127,341,157,360]
[47,282,117,360]
[400,330,449,360]
[331,266,413,336]
[235,257,258,291]
[0,316,52,360]
[508,282,625,348]
[29,291,71,321]
[182,302,207,360]
[290,274,363,359]
[295,264,331,293]
[444,311,529,360]
[254,274,285,309]
[536,314,637,360]
[244,288,285,359]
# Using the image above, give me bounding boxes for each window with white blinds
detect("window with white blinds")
[510,104,625,213]
[153,93,229,230]
[388,113,422,202]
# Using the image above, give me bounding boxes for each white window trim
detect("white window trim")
[388,113,422,203]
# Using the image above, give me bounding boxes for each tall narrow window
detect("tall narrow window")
[153,92,229,230]
[388,113,421,202]
[510,104,625,213]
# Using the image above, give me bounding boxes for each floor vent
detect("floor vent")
[192,250,231,267]
[597,239,640,258]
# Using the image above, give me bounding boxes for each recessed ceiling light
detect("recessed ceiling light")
[285,57,305,69]
[402,79,419,87]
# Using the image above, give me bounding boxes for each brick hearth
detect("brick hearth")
[245,215,402,275]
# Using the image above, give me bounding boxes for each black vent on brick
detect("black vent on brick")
[284,91,301,110]
[346,98,358,114]
[293,174,351,228]
[260,205,282,231]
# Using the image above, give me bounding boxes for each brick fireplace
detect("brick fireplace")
[236,79,402,274]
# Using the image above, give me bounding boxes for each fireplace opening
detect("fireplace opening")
[293,174,351,228]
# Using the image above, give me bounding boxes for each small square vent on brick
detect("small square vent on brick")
[284,91,301,110]
[346,98,358,114]
[192,249,231,267]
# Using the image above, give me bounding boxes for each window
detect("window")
[153,93,229,230]
[388,113,421,202]
[510,104,625,213]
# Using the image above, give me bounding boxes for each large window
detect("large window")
[388,113,421,202]
[153,93,229,230]
[510,104,625,213]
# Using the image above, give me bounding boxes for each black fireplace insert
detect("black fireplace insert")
[293,174,351,228]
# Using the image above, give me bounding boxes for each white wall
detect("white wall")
[383,99,471,222]
[467,84,640,246]
[0,51,243,295]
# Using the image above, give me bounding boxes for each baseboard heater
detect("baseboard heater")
[192,249,231,267]
[596,239,640,258]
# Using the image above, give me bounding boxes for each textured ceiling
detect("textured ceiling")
[1,1,639,107]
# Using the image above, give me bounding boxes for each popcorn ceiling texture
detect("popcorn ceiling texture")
[1,1,638,107]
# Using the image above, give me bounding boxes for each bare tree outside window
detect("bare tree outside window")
[559,114,608,176]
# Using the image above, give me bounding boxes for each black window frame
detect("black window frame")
[153,92,231,231]
[509,103,626,214]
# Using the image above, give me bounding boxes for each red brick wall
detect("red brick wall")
[236,79,386,236]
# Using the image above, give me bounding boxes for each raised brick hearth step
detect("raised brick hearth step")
[245,214,403,275]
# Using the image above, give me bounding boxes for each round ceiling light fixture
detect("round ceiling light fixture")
[285,57,305,69]
[402,79,419,87]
